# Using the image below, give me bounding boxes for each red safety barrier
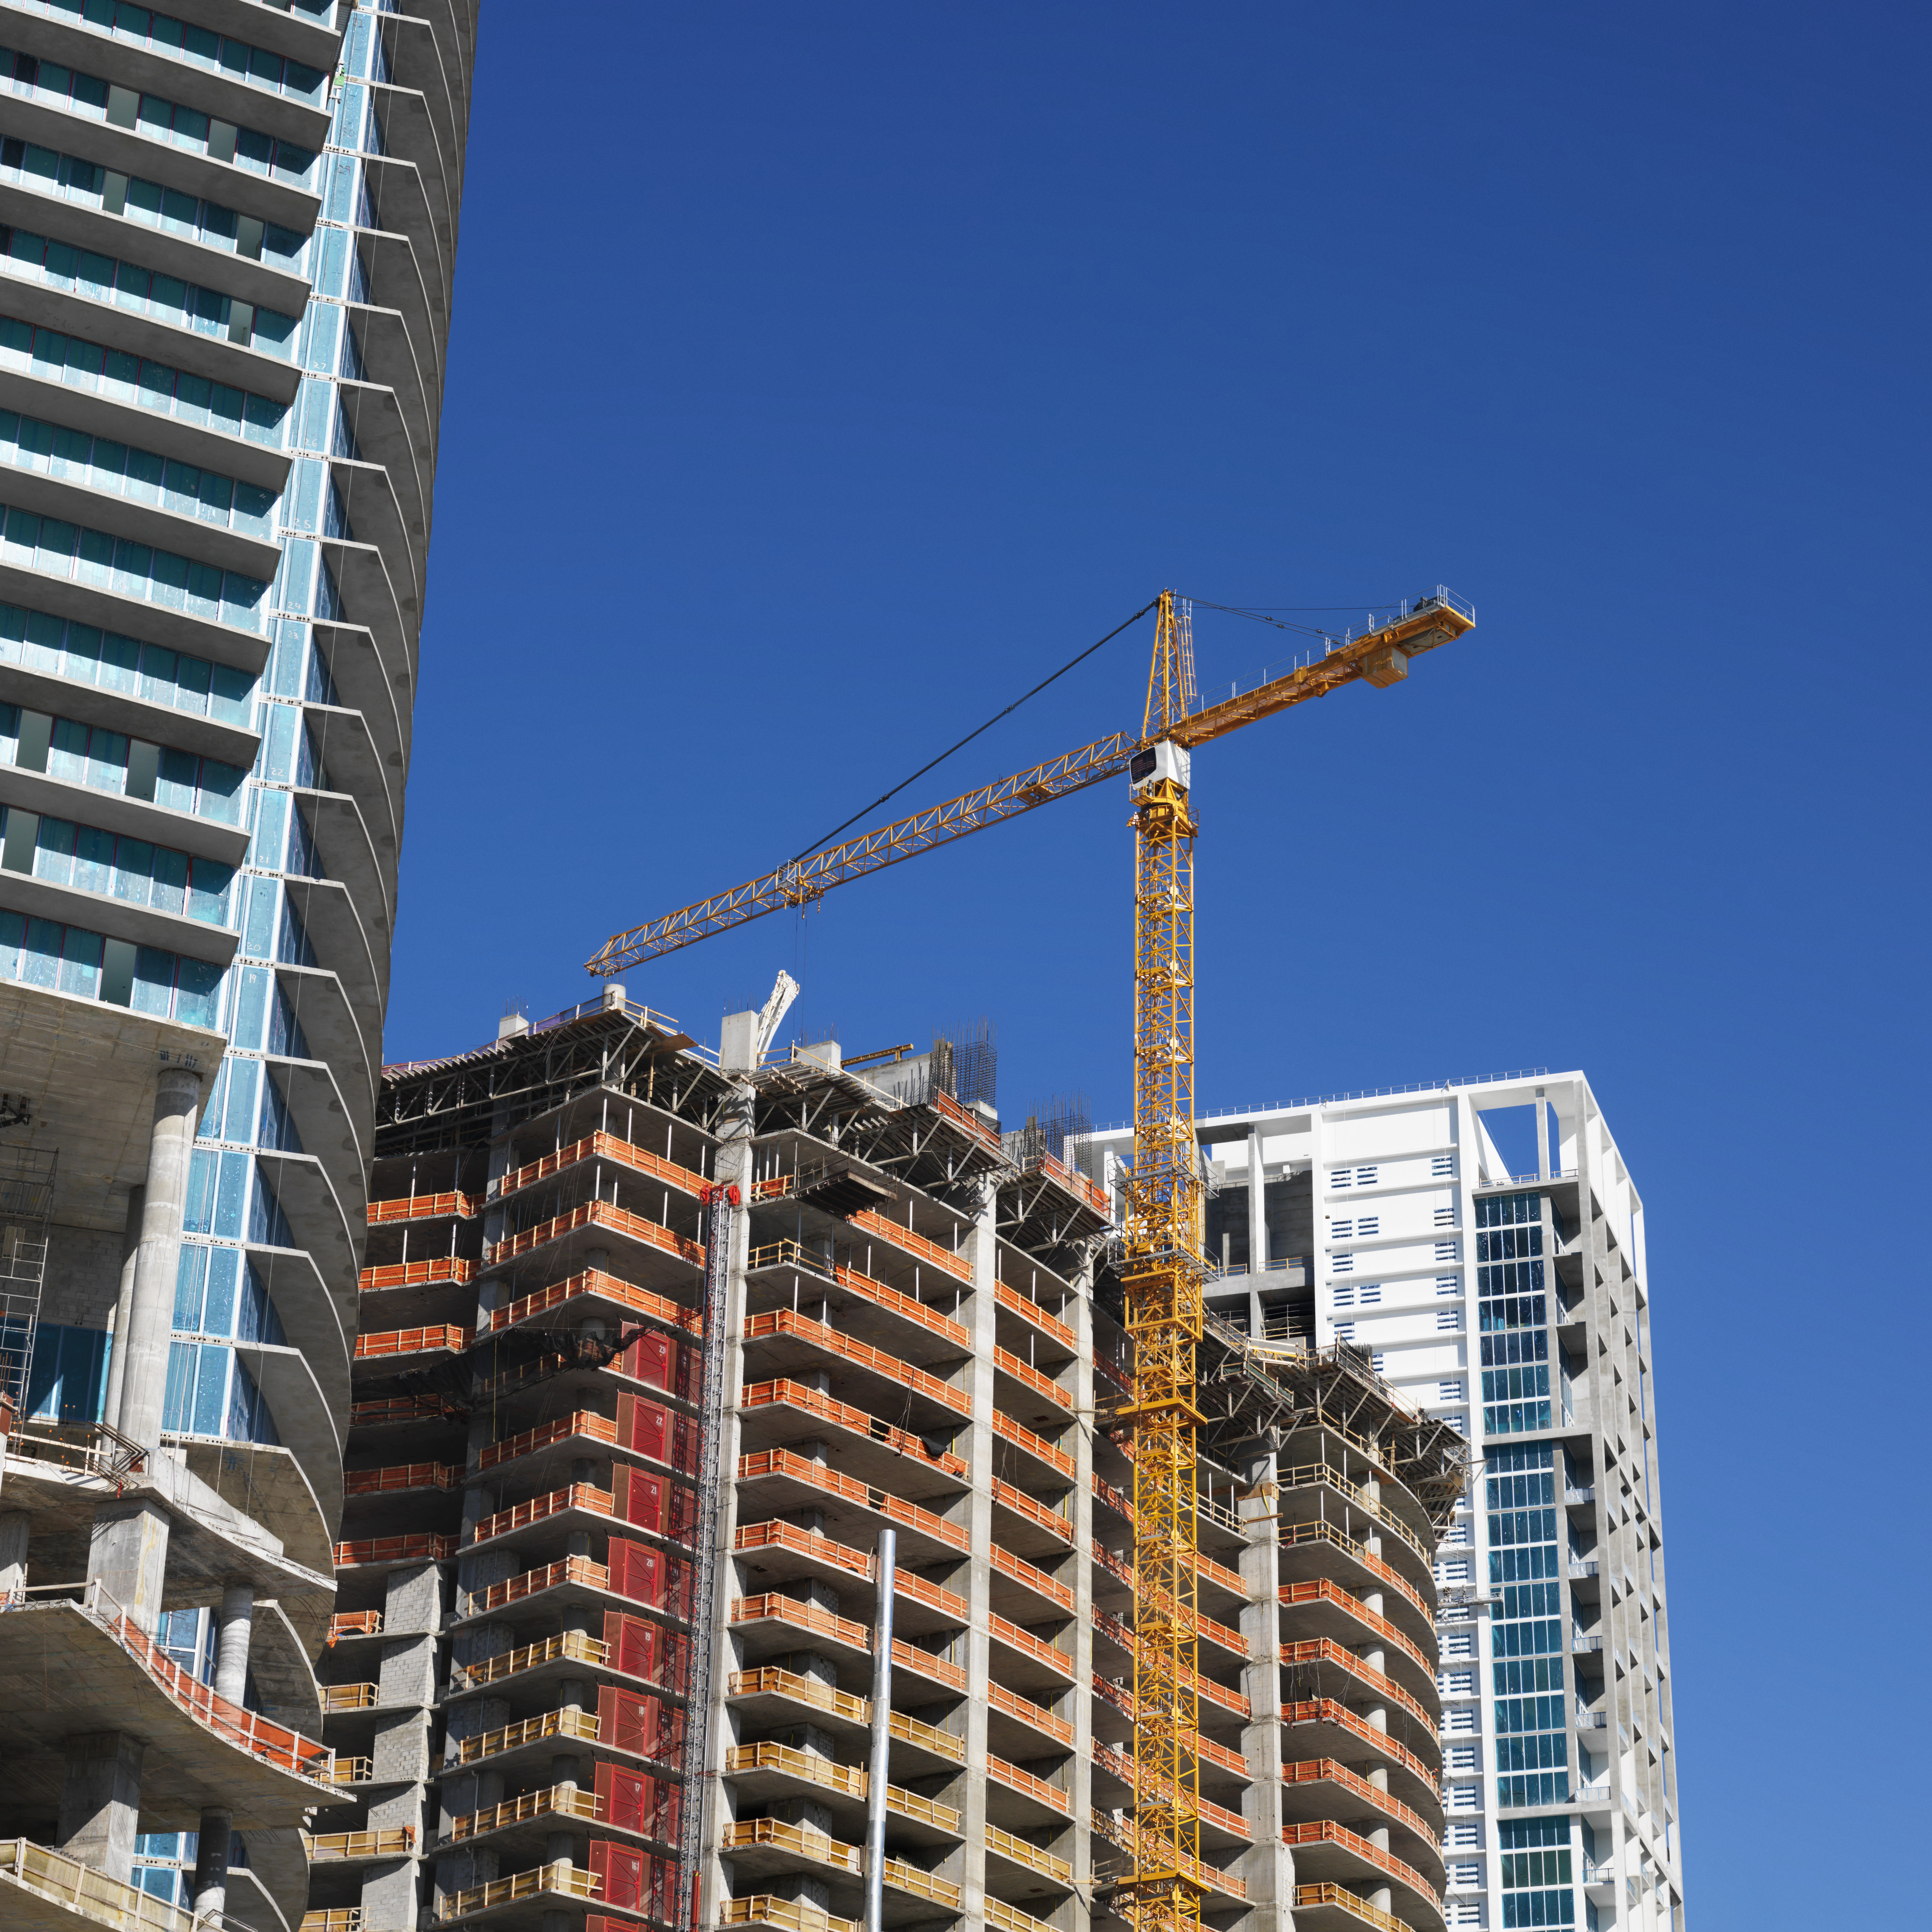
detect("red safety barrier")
[596,1759,681,1844]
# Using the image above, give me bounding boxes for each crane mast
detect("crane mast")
[1119,591,1207,1932]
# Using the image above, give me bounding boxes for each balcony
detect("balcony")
[334,1532,457,1570]
[478,1410,619,1476]
[478,1265,701,1342]
[739,1377,969,1491]
[983,1820,1072,1889]
[722,1898,856,1932]
[724,1668,966,1773]
[746,1239,970,1365]
[723,1741,963,1847]
[0,1585,338,1831]
[466,1482,615,1551]
[986,1610,1074,1693]
[488,1198,704,1278]
[305,1828,415,1863]
[490,1129,706,1208]
[1278,1640,1436,1736]
[728,1594,966,1693]
[742,1309,967,1422]
[1281,1820,1442,1928]
[358,1255,475,1292]
[448,1707,600,1773]
[368,1190,482,1224]
[1090,1741,1248,1846]
[994,1409,1074,1480]
[353,1323,471,1364]
[450,1629,611,1696]
[1279,1578,1437,1699]
[433,1860,599,1923]
[343,1461,459,1497]
[994,1279,1076,1350]
[1277,1520,1437,1639]
[1281,1759,1442,1875]
[0,1837,212,1932]
[733,1521,969,1640]
[442,1784,601,1849]
[1283,1697,1441,1814]
[736,1448,968,1563]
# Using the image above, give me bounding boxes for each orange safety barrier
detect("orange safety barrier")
[480,1410,619,1472]
[1089,1675,1245,1777]
[988,1679,1072,1746]
[367,1191,482,1224]
[894,1637,967,1691]
[895,1570,970,1622]
[358,1256,475,1292]
[1092,1610,1249,1718]
[1094,1742,1249,1839]
[91,1592,334,1782]
[746,1242,969,1349]
[1099,1543,1248,1619]
[737,1449,968,1552]
[742,1379,968,1477]
[987,1754,1068,1814]
[848,1206,971,1283]
[986,1611,1073,1679]
[1089,1470,1134,1520]
[734,1520,872,1581]
[927,1087,1000,1146]
[349,1395,456,1427]
[993,1408,1075,1479]
[992,1477,1072,1543]
[993,1279,1076,1350]
[732,1593,868,1651]
[990,1543,1072,1612]
[481,1267,701,1339]
[992,1346,1071,1410]
[1281,1820,1439,1906]
[335,1533,457,1567]
[1282,1699,1439,1794]
[491,1130,707,1206]
[1031,1150,1110,1218]
[1282,1758,1437,1846]
[1278,1641,1434,1733]
[742,1309,968,1415]
[1093,1810,1248,1901]
[471,1483,614,1546]
[354,1324,471,1361]
[490,1200,704,1270]
[1279,1578,1433,1677]
[343,1462,457,1495]
[1092,1541,1134,1590]
[327,1610,383,1642]
[1279,1520,1434,1625]
[467,1555,609,1616]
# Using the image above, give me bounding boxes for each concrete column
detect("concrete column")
[698,1070,755,1927]
[1358,1468,1392,1917]
[1237,1448,1293,1931]
[57,1731,145,1881]
[191,1807,232,1917]
[1068,1249,1098,1922]
[86,1497,170,1633]
[102,1184,143,1427]
[957,1173,999,1926]
[115,1066,203,1448]
[1247,1130,1267,1278]
[0,1509,28,1598]
[214,1581,254,1703]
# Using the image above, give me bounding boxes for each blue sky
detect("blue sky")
[399,5,1928,1919]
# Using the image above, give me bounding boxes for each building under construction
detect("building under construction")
[317,989,1465,1932]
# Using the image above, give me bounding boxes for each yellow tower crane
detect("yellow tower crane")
[587,586,1474,1932]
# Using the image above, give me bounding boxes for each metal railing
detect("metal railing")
[434,1861,598,1920]
[4,1418,147,1482]
[0,1836,256,1932]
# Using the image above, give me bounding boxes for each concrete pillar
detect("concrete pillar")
[957,1172,999,1926]
[102,1184,143,1427]
[1237,1447,1294,1924]
[86,1497,169,1633]
[57,1731,145,1881]
[0,1509,28,1599]
[115,1066,203,1448]
[1247,1130,1267,1277]
[1359,1466,1392,1917]
[191,1807,232,1917]
[214,1582,254,1704]
[1067,1248,1098,1918]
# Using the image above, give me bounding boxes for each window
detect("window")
[1433,1153,1456,1178]
[1446,1781,1480,1812]
[1448,1819,1483,1849]
[1439,1669,1476,1696]
[1440,1559,1472,1588]
[1443,1629,1477,1660]
[1446,1745,1478,1772]
[1435,1206,1456,1226]
[1334,1321,1356,1342]
[1355,1214,1379,1236]
[1437,1274,1462,1296]
[1330,1218,1353,1239]
[1355,1165,1378,1184]
[1445,1704,1477,1733]
[1331,1254,1354,1274]
[1477,1191,1540,1228]
[1499,1818,1574,1925]
[1436,1241,1459,1261]
[1329,1168,1353,1189]
[1358,1284,1382,1305]
[1438,1308,1462,1331]
[1370,1350,1386,1372]
[1439,1380,1465,1402]
[1332,1285,1354,1309]
[1447,1903,1484,1927]
[1451,1863,1483,1888]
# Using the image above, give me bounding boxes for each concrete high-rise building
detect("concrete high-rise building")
[1087,1073,1684,1932]
[0,4,474,1930]
[326,992,1466,1932]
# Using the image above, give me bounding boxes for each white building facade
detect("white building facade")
[1085,1072,1684,1932]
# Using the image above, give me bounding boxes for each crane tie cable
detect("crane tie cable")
[788,596,1162,863]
